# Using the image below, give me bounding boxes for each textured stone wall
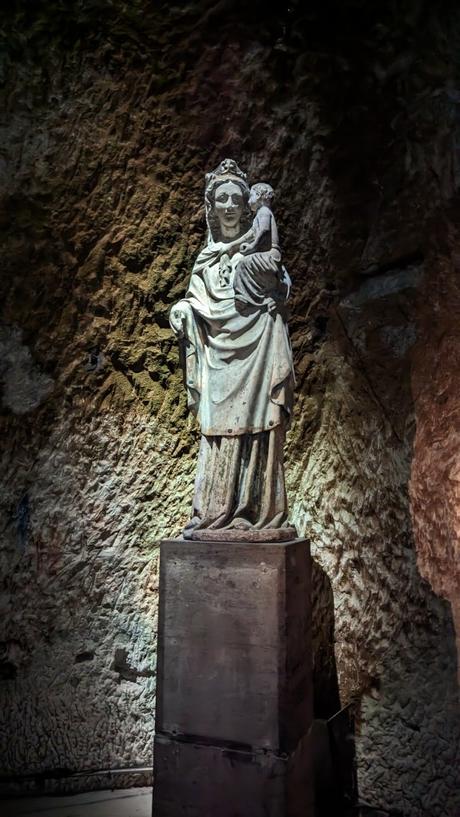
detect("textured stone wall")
[409,228,460,653]
[0,2,458,815]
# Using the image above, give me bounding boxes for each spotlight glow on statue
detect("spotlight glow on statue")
[170,159,297,541]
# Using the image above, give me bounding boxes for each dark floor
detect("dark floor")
[0,788,151,817]
[0,788,395,817]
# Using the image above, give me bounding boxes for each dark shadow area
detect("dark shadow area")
[311,558,358,815]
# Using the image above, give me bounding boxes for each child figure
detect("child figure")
[240,182,280,255]
[231,183,290,311]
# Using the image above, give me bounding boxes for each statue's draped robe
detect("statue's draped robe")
[175,243,295,533]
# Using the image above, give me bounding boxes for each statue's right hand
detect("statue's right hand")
[170,307,186,337]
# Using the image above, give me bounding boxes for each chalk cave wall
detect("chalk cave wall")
[0,2,459,815]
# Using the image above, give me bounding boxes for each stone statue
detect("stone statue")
[170,159,297,541]
[233,182,292,313]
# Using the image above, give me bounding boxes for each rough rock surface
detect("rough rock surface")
[0,3,458,815]
[409,233,460,651]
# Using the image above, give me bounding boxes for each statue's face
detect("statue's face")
[248,188,260,212]
[214,181,244,232]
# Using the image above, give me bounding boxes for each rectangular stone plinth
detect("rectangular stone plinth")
[153,538,312,817]
[154,733,313,817]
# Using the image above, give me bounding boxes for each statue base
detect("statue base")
[153,538,313,817]
[186,525,298,542]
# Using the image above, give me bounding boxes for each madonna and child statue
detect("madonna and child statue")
[155,162,311,815]
[169,159,297,542]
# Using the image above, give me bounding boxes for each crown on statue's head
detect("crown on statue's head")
[205,158,248,191]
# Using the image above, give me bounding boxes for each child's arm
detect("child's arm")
[225,226,255,256]
[211,227,255,257]
[240,206,272,254]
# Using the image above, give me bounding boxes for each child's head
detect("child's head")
[249,182,275,211]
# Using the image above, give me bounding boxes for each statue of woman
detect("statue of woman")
[170,159,296,541]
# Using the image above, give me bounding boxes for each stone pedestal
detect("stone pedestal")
[153,538,313,817]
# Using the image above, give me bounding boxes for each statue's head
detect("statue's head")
[249,182,275,212]
[205,159,250,241]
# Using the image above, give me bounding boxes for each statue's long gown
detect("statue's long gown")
[173,243,295,534]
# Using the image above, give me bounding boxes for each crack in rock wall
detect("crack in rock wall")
[0,2,459,815]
